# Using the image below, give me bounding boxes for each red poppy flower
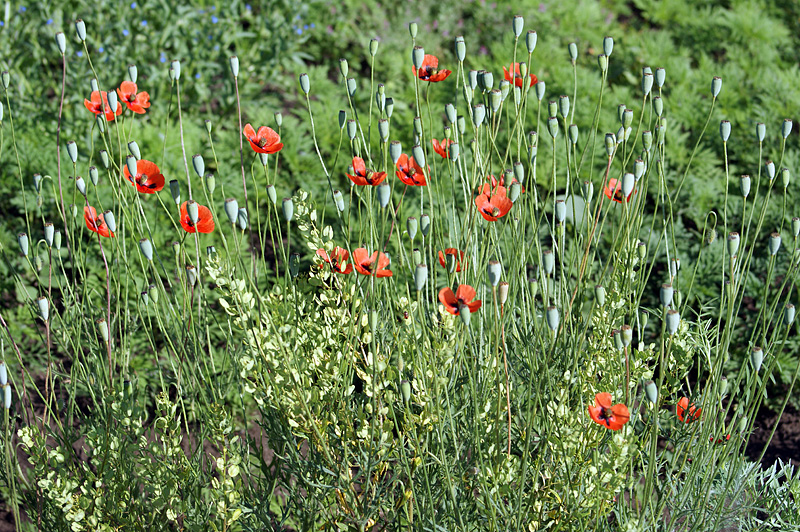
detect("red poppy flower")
[116,81,150,114]
[123,159,165,194]
[412,54,451,82]
[179,201,215,234]
[438,248,466,272]
[347,157,388,186]
[316,247,353,275]
[677,397,702,423]
[84,206,114,238]
[395,154,427,186]
[604,178,636,203]
[243,123,284,154]
[84,91,122,122]
[502,62,538,89]
[438,285,482,315]
[431,138,453,159]
[352,248,392,277]
[475,188,513,221]
[710,434,731,444]
[480,174,525,196]
[587,392,630,431]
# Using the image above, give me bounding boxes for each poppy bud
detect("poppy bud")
[419,214,431,236]
[727,232,740,257]
[519,62,528,79]
[455,36,466,62]
[543,250,554,275]
[633,159,646,181]
[270,113,281,130]
[75,176,87,196]
[237,208,248,230]
[347,77,357,97]
[642,72,653,96]
[468,70,478,90]
[412,248,422,265]
[617,126,627,143]
[642,130,653,151]
[266,185,277,205]
[566,42,578,64]
[637,241,647,260]
[656,125,666,145]
[781,168,790,189]
[555,200,566,223]
[166,179,179,205]
[509,182,521,203]
[546,306,559,332]
[613,329,624,351]
[54,31,67,54]
[782,118,793,139]
[103,89,117,114]
[511,162,525,185]
[95,114,106,133]
[666,309,680,335]
[568,124,579,145]
[226,55,239,79]
[37,296,49,321]
[526,30,537,53]
[450,142,460,161]
[407,217,418,241]
[400,380,412,403]
[207,246,216,258]
[299,72,310,95]
[620,173,635,198]
[750,346,763,373]
[641,380,658,404]
[595,285,606,306]
[75,18,86,41]
[640,309,649,331]
[285,253,299,278]
[472,104,486,128]
[69,204,78,218]
[186,200,200,225]
[141,290,149,306]
[412,46,425,69]
[768,232,781,256]
[457,115,466,135]
[535,80,545,101]
[377,183,391,208]
[412,116,422,137]
[765,160,775,181]
[338,110,347,129]
[186,265,197,287]
[202,174,215,195]
[147,284,158,304]
[66,140,78,163]
[414,264,428,291]
[548,100,558,117]
[670,258,681,278]
[87,166,99,187]
[583,181,594,203]
[459,304,472,326]
[172,243,181,260]
[103,210,116,233]
[282,198,294,222]
[711,76,722,98]
[655,67,665,88]
[409,21,418,38]
[785,303,796,326]
[3,384,10,410]
[54,229,62,250]
[346,119,357,140]
[375,89,385,112]
[0,362,5,387]
[490,89,502,112]
[596,54,608,73]
[412,144,426,168]
[487,260,502,286]
[792,217,800,238]
[739,175,750,198]
[385,97,396,118]
[756,122,765,142]
[653,96,663,117]
[95,150,109,171]
[388,141,403,165]
[620,324,633,347]
[192,154,205,177]
[720,120,731,142]
[605,133,616,157]
[444,103,457,125]
[660,283,673,307]
[558,95,570,118]
[123,153,137,180]
[44,222,55,247]
[547,117,559,138]
[603,35,614,56]
[32,173,42,192]
[482,71,495,91]
[139,238,153,261]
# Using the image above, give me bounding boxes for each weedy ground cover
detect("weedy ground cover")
[0,1,799,530]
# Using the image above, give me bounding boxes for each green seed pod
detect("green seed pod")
[487,260,503,286]
[367,37,379,57]
[54,229,62,250]
[642,130,653,151]
[666,309,680,335]
[224,198,239,224]
[597,54,608,72]
[637,241,647,260]
[282,198,294,222]
[582,181,594,204]
[66,141,78,163]
[124,153,137,179]
[528,277,539,299]
[513,161,525,183]
[3,384,10,410]
[519,62,528,79]
[378,119,389,143]
[784,303,796,326]
[87,167,99,188]
[526,30,537,53]
[44,222,54,247]
[400,379,412,402]
[558,95,570,118]
[412,46,425,69]
[455,36,466,62]
[299,73,310,95]
[75,19,86,41]
[75,176,87,196]
[0,361,6,386]
[445,103,457,124]
[148,284,158,303]
[595,285,606,306]
[509,182,521,202]
[124,64,137,84]
[634,159,646,180]
[548,100,558,117]
[655,67,665,88]
[412,116,423,137]
[656,125,666,145]
[482,70,495,91]
[37,296,49,321]
[332,189,345,212]
[489,89,502,112]
[621,173,635,198]
[535,80,545,101]
[621,324,633,346]
[720,120,731,142]
[472,104,486,128]
[237,208,248,231]
[740,175,751,198]
[711,76,722,98]
[727,232,740,257]
[337,110,347,130]
[653,96,663,117]
[568,42,578,63]
[555,200,566,222]
[346,77,357,97]
[97,150,109,170]
[547,117,559,138]
[139,238,153,261]
[412,144,425,167]
[166,179,179,205]
[205,174,216,195]
[781,168,790,189]
[337,58,348,79]
[459,304,472,326]
[640,309,649,331]
[170,59,181,80]
[546,306,559,331]
[375,88,385,112]
[412,248,422,265]
[389,141,402,164]
[377,183,391,208]
[605,133,616,157]
[542,250,554,275]
[191,154,204,177]
[385,97,394,118]
[185,201,199,224]
[782,118,793,139]
[792,217,799,238]
[498,282,509,305]
[186,265,197,287]
[450,142,460,161]
[409,21,418,38]
[750,346,763,372]
[403,218,418,242]
[414,264,428,291]
[644,380,658,404]
[266,185,277,205]
[499,79,511,101]
[225,55,239,79]
[512,15,524,37]
[642,73,653,96]
[613,329,624,351]
[603,36,614,56]
[756,122,765,142]
[457,115,466,135]
[103,210,116,233]
[768,232,781,256]
[17,233,29,257]
[69,204,78,218]
[468,70,478,90]
[765,160,775,181]
[95,318,109,344]
[660,283,674,307]
[346,119,357,140]
[55,31,66,54]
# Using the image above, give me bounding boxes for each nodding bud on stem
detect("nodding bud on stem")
[595,285,606,306]
[0,71,8,90]
[265,185,276,205]
[420,214,430,236]
[597,54,608,72]
[727,232,740,257]
[768,232,781,256]
[282,198,294,222]
[512,15,524,37]
[168,59,180,81]
[546,306,559,332]
[412,46,425,69]
[125,63,137,83]
[720,120,731,142]
[603,36,614,56]
[711,76,722,97]
[75,19,86,41]
[274,112,282,127]
[487,260,502,286]
[750,346,763,373]
[224,198,238,224]
[66,141,78,163]
[543,250,554,275]
[568,42,578,63]
[756,122,765,142]
[333,190,345,212]
[103,210,116,233]
[18,233,28,256]
[54,229,62,250]
[535,80,545,101]
[660,283,674,307]
[785,303,796,326]
[299,73,310,94]
[526,30,537,53]
[55,32,66,54]
[666,309,680,335]
[655,67,665,88]
[414,264,427,291]
[186,265,197,287]
[459,305,471,326]
[407,217,418,240]
[229,55,239,77]
[347,77,357,97]
[782,118,793,139]
[605,133,616,156]
[413,116,422,136]
[139,238,153,261]
[237,208,248,231]
[455,36,466,61]
[75,176,86,196]
[125,141,140,161]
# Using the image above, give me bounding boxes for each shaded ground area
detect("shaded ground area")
[746,404,800,468]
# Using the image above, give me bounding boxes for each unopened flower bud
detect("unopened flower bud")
[547,116,559,138]
[781,168,790,189]
[487,260,503,287]
[711,76,722,98]
[377,183,391,208]
[546,306,559,331]
[784,303,796,326]
[526,30,537,53]
[756,122,765,142]
[66,141,78,163]
[414,264,428,291]
[459,304,472,326]
[660,283,674,307]
[409,21,418,39]
[595,285,606,306]
[420,214,430,236]
[103,210,116,233]
[190,154,204,177]
[666,309,680,334]
[568,42,578,63]
[750,346,763,373]
[407,217,418,241]
[347,77,357,97]
[543,250,554,275]
[75,18,86,41]
[299,72,310,94]
[605,133,616,156]
[535,80,545,101]
[186,265,197,287]
[170,59,181,80]
[224,198,238,224]
[792,217,800,238]
[622,173,635,198]
[513,15,524,37]
[644,381,658,404]
[450,142,460,161]
[54,229,62,250]
[455,36,466,62]
[559,95,570,118]
[583,181,594,203]
[37,296,49,321]
[139,238,153,261]
[555,200,566,222]
[412,46,425,69]
[768,232,781,256]
[642,72,653,96]
[727,232,740,257]
[205,174,216,195]
[75,176,86,196]
[472,104,486,127]
[603,36,614,56]
[653,96,663,117]
[720,120,731,142]
[412,144,425,167]
[237,208,248,230]
[765,160,775,181]
[333,190,345,212]
[597,54,608,72]
[783,118,793,139]
[740,175,751,198]
[282,198,294,222]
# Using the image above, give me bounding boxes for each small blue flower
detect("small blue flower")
[211,16,218,23]
[19,6,26,12]
[0,21,4,27]
[310,23,315,28]
[207,34,212,40]
[195,73,200,79]
[131,2,136,7]
[213,45,219,51]
[46,18,53,25]
[76,51,83,57]
[122,29,129,36]
[199,8,205,13]
[141,20,147,26]
[210,5,216,11]
[98,46,104,53]
[245,4,251,10]
[303,24,308,30]
[296,28,302,35]
[160,53,167,63]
